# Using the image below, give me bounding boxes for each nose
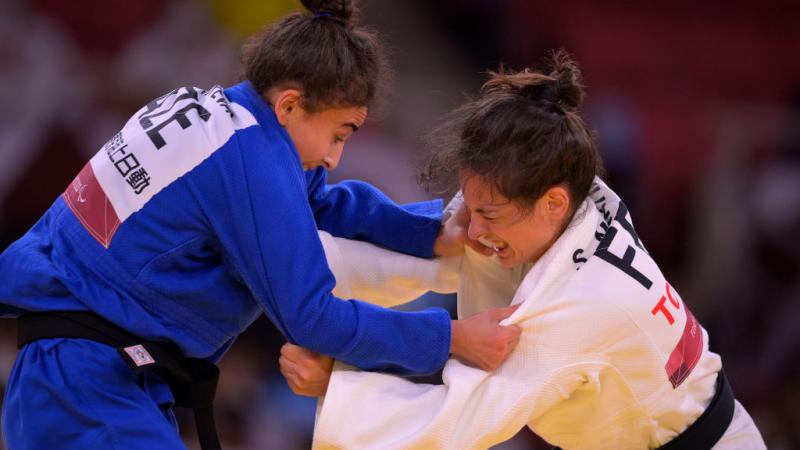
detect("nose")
[467,213,487,240]
[324,146,344,170]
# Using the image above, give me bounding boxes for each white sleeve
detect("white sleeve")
[312,329,604,450]
[318,230,460,308]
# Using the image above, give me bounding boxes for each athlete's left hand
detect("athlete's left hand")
[434,201,494,257]
[279,343,334,397]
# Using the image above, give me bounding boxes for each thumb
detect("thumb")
[281,342,313,360]
[494,304,521,320]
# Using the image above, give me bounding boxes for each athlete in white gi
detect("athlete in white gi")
[285,179,766,450]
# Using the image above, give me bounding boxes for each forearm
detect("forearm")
[308,172,444,258]
[289,295,452,376]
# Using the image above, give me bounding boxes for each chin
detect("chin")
[497,253,521,268]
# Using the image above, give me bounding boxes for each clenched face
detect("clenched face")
[461,171,570,268]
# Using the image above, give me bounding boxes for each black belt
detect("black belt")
[659,369,735,450]
[17,311,222,450]
[554,369,734,450]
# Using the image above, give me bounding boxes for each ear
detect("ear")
[542,186,570,221]
[273,89,303,126]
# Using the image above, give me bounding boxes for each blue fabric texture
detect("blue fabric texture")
[4,339,184,450]
[0,82,450,448]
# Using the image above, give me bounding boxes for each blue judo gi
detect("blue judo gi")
[0,82,450,449]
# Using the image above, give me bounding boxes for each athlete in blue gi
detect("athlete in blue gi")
[0,1,520,448]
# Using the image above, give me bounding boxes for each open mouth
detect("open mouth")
[477,236,509,256]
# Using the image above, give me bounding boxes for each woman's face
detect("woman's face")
[284,105,367,171]
[461,172,570,268]
[270,88,367,171]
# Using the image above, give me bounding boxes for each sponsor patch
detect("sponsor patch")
[123,344,156,367]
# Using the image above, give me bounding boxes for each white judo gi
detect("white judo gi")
[314,179,766,450]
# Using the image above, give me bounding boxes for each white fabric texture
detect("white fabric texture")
[314,179,765,450]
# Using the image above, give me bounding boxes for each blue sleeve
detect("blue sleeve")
[306,168,443,258]
[192,131,451,375]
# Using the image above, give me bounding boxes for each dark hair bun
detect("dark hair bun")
[546,49,584,111]
[482,48,585,113]
[301,0,355,22]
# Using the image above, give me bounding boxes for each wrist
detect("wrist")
[450,319,463,356]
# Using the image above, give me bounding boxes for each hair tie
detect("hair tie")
[314,11,333,18]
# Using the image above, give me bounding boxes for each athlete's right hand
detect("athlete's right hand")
[450,305,521,371]
[279,343,334,397]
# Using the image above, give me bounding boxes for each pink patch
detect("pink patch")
[63,163,121,248]
[664,308,703,388]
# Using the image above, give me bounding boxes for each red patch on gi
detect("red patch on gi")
[665,307,703,388]
[63,163,121,248]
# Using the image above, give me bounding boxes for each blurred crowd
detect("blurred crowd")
[1,0,798,448]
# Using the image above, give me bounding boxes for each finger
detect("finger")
[286,343,316,357]
[278,356,290,377]
[286,378,304,395]
[298,358,326,376]
[283,343,316,362]
[494,304,521,320]
[279,355,301,376]
[283,370,308,395]
[280,348,299,365]
[281,343,302,357]
[308,354,333,371]
[501,325,519,340]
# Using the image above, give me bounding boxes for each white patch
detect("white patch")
[124,344,156,367]
[89,86,258,223]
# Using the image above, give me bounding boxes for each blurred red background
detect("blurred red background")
[1,0,798,448]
